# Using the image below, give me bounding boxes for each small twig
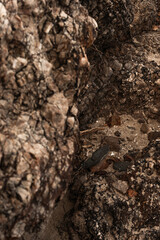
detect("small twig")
[82,145,93,148]
[80,125,108,136]
[91,44,104,56]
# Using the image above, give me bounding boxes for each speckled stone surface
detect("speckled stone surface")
[0,0,160,239]
[0,0,97,239]
[64,139,160,240]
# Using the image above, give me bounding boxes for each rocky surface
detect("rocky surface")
[0,0,160,239]
[78,29,160,128]
[63,115,160,240]
[80,0,158,48]
[0,0,97,239]
[37,114,160,240]
[68,3,160,235]
[78,0,160,127]
[47,1,160,239]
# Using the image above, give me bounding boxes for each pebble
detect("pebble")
[114,131,121,137]
[112,60,123,71]
[127,189,137,198]
[16,187,31,204]
[140,123,149,134]
[107,114,121,127]
[104,66,113,78]
[61,0,70,6]
[112,180,128,194]
[124,62,133,71]
[67,116,75,129]
[70,104,78,116]
[150,106,159,114]
[11,221,26,238]
[113,161,131,172]
[119,98,126,104]
[155,79,160,86]
[83,145,109,169]
[138,119,145,123]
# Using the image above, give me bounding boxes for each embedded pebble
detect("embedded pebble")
[112,180,129,194]
[140,123,149,133]
[113,161,131,172]
[83,145,109,169]
[112,60,123,71]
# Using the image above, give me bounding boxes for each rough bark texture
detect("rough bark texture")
[0,0,160,239]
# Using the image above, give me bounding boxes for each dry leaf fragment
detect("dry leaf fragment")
[128,189,137,197]
[152,25,159,31]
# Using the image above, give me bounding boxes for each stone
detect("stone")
[112,180,128,194]
[107,114,121,128]
[112,60,123,71]
[67,116,75,129]
[41,93,69,134]
[61,0,71,6]
[11,221,26,238]
[127,189,138,198]
[149,106,159,114]
[140,123,149,133]
[114,131,121,137]
[83,145,109,169]
[104,66,113,78]
[155,79,160,86]
[70,104,78,116]
[16,187,31,204]
[124,62,133,71]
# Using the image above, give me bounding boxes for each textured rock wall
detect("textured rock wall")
[0,0,160,239]
[78,0,160,127]
[80,0,158,48]
[65,1,160,239]
[0,0,97,239]
[78,30,160,127]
